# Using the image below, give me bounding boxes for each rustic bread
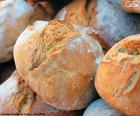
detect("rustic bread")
[14,20,104,110]
[55,0,89,26]
[95,34,140,115]
[0,0,47,63]
[0,71,83,115]
[121,0,140,13]
[83,99,124,116]
[89,0,140,46]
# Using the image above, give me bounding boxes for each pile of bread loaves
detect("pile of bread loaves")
[0,0,140,116]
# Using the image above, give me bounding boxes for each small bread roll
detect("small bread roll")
[89,0,140,46]
[14,20,104,110]
[121,0,140,13]
[83,99,123,116]
[0,71,83,115]
[95,34,140,115]
[0,0,47,63]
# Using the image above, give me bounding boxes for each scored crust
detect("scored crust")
[95,34,140,115]
[14,20,104,110]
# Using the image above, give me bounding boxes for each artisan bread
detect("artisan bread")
[14,20,104,110]
[0,0,47,63]
[95,34,140,115]
[83,99,123,116]
[121,0,140,13]
[89,0,140,46]
[55,0,89,26]
[0,71,83,116]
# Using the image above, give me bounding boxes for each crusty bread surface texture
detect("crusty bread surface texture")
[55,0,89,26]
[0,0,47,63]
[14,20,104,110]
[95,34,140,116]
[0,71,83,116]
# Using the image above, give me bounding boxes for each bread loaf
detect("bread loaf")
[14,20,104,110]
[95,34,140,115]
[0,0,47,63]
[83,99,124,116]
[0,71,83,116]
[121,0,140,13]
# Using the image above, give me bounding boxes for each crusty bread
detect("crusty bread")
[0,0,47,63]
[14,20,104,110]
[89,0,140,46]
[72,24,110,53]
[55,0,110,53]
[55,0,89,26]
[95,34,140,115]
[121,0,140,13]
[0,71,83,116]
[83,99,124,116]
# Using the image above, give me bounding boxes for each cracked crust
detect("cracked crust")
[55,0,110,53]
[95,34,140,116]
[14,20,104,110]
[55,0,89,26]
[0,71,83,115]
[0,0,47,63]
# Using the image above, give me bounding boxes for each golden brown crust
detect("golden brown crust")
[0,0,47,63]
[55,0,89,26]
[65,0,89,26]
[14,20,103,110]
[121,0,140,13]
[95,34,140,116]
[0,71,83,115]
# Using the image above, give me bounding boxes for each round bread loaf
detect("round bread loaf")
[0,71,83,116]
[121,0,140,13]
[0,0,47,63]
[83,99,123,116]
[95,34,140,115]
[89,0,140,46]
[14,20,104,110]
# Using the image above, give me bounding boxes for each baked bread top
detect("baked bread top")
[95,34,140,115]
[14,20,104,110]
